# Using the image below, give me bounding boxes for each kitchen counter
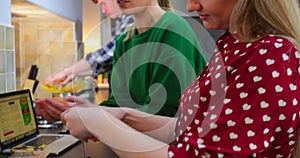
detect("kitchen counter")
[0,126,119,158]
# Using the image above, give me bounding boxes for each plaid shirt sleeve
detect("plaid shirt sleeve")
[85,15,133,78]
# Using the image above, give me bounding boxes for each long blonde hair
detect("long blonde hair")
[230,1,300,156]
[124,0,173,41]
[230,0,300,49]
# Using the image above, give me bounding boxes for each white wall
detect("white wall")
[27,0,83,40]
[0,0,12,25]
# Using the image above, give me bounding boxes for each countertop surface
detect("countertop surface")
[0,126,119,158]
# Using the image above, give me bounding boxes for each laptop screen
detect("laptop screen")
[0,89,38,149]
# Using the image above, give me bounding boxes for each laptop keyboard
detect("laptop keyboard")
[25,136,62,147]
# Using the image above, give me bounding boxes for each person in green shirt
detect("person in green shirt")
[101,11,206,117]
[35,0,206,121]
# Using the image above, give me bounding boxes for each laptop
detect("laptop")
[0,89,79,155]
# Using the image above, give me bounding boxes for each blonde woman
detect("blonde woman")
[62,0,300,157]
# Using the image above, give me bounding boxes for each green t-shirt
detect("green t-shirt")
[100,12,206,117]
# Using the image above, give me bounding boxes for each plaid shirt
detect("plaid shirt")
[85,14,133,78]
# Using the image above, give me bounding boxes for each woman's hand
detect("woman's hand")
[34,96,96,122]
[61,107,95,141]
[43,68,75,85]
[64,96,97,108]
[34,98,71,122]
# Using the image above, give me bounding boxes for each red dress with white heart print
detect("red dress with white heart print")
[168,32,300,158]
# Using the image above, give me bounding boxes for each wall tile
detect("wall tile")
[18,23,24,30]
[6,51,15,73]
[50,42,63,54]
[0,51,5,73]
[24,42,37,56]
[62,54,76,66]
[14,19,77,98]
[37,22,49,29]
[15,49,20,68]
[64,42,76,54]
[37,54,51,66]
[37,29,51,42]
[36,42,50,55]
[50,29,63,41]
[50,23,62,29]
[6,73,16,92]
[6,26,14,49]
[0,24,17,93]
[24,43,37,67]
[23,28,36,42]
[16,67,21,88]
[21,66,31,82]
[23,22,36,30]
[0,73,6,93]
[15,29,20,51]
[63,29,74,42]
[0,25,4,49]
[37,65,52,80]
[63,22,74,29]
[16,44,25,69]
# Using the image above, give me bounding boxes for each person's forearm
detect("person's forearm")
[64,59,93,76]
[121,108,177,143]
[76,70,93,77]
[77,107,169,158]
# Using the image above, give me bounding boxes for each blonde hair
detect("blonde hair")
[157,0,173,11]
[124,0,173,41]
[232,0,300,156]
[230,0,300,49]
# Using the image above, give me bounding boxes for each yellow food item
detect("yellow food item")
[41,80,86,93]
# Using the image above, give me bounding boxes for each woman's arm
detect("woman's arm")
[61,106,170,158]
[121,109,177,143]
[101,106,177,143]
[43,59,92,85]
